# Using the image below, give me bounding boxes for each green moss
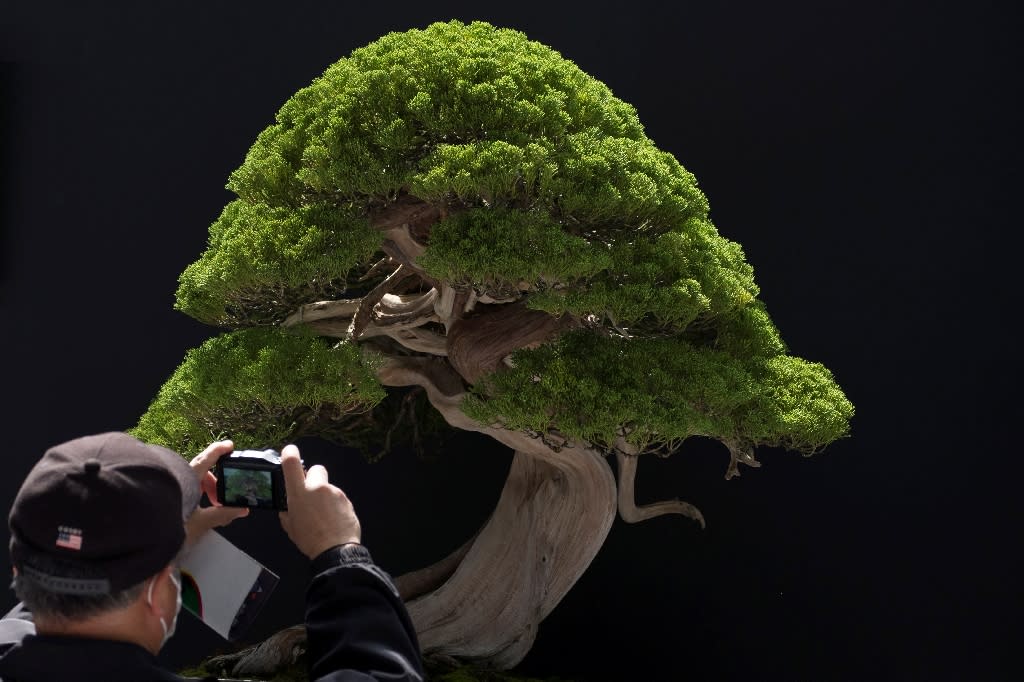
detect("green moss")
[131,328,385,454]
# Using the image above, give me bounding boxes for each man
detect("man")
[0,432,425,681]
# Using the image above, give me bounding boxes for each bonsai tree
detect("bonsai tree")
[134,19,853,676]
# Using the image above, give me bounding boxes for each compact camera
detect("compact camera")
[215,449,297,511]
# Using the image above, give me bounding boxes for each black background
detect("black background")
[1,2,1018,680]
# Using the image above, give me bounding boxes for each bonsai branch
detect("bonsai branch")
[286,290,448,356]
[359,256,394,282]
[614,449,706,528]
[348,265,417,340]
[282,299,360,327]
[374,289,440,327]
[724,438,761,480]
[369,193,439,268]
[368,327,448,356]
[432,284,472,331]
[378,355,575,458]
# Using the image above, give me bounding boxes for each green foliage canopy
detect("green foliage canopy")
[175,20,711,327]
[135,328,384,453]
[137,20,852,462]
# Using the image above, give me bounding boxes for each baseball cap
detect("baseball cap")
[8,432,201,595]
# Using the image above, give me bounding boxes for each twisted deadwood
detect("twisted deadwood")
[446,303,580,384]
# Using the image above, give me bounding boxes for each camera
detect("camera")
[215,449,296,511]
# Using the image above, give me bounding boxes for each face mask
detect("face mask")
[147,568,182,649]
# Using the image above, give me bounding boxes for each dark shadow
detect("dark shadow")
[0,62,21,293]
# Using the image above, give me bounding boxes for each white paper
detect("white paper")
[178,530,278,640]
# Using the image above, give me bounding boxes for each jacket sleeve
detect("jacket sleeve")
[305,544,425,682]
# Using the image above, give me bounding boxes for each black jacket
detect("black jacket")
[0,544,424,681]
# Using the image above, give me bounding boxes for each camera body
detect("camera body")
[215,449,293,511]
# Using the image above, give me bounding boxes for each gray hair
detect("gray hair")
[13,553,148,622]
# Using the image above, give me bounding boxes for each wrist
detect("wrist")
[310,543,373,574]
[305,535,361,560]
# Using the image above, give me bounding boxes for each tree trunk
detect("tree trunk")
[407,446,617,668]
[377,355,618,669]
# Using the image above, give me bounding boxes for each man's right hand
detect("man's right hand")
[278,444,362,559]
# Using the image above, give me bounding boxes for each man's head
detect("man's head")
[7,432,199,647]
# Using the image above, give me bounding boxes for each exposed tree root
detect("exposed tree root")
[204,624,307,678]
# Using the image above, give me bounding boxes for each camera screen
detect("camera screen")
[222,466,274,508]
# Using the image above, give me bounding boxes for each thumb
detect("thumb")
[280,445,306,500]
[204,505,250,529]
[187,506,249,542]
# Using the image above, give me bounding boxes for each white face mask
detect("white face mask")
[147,568,182,650]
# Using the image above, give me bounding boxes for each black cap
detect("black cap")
[8,432,201,595]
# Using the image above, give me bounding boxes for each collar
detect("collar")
[0,633,182,681]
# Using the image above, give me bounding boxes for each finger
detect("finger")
[191,506,249,537]
[280,445,306,500]
[190,439,234,476]
[185,506,249,546]
[205,505,249,529]
[200,471,220,506]
[304,464,328,489]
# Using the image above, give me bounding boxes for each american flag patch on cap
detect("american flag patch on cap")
[56,525,83,551]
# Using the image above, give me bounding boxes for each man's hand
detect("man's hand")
[185,439,249,547]
[278,444,361,559]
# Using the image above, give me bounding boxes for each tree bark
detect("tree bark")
[406,448,616,667]
[446,303,579,384]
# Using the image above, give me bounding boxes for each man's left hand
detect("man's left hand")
[185,439,249,547]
